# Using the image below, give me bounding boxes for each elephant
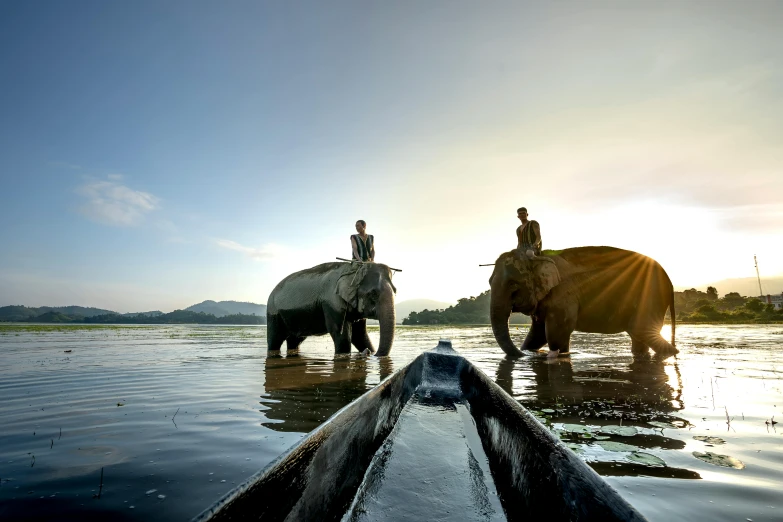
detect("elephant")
[266,261,396,356]
[489,246,677,358]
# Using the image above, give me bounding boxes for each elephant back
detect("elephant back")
[268,262,348,314]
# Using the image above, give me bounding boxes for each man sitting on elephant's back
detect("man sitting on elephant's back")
[516,207,542,256]
[351,220,375,262]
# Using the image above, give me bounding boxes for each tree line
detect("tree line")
[402,287,782,325]
[673,287,782,323]
[402,291,530,325]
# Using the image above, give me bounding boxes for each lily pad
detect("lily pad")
[565,443,584,454]
[593,435,610,440]
[599,425,638,437]
[596,441,637,452]
[692,451,744,469]
[541,409,555,414]
[561,423,594,434]
[627,452,666,467]
[648,421,674,429]
[693,436,725,445]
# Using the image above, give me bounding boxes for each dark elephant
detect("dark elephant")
[489,246,676,358]
[267,262,396,355]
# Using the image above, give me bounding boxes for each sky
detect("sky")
[1,1,782,313]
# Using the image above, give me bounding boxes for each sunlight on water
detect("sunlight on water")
[0,324,782,521]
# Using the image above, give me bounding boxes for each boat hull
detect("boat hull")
[194,341,646,521]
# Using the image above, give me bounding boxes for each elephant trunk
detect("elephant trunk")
[490,287,524,357]
[374,283,396,357]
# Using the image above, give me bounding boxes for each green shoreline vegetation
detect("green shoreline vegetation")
[402,287,783,325]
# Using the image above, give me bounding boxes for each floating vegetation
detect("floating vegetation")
[596,441,637,452]
[565,443,584,454]
[648,421,676,429]
[599,425,638,437]
[693,436,725,445]
[560,423,594,434]
[627,452,666,467]
[692,452,744,469]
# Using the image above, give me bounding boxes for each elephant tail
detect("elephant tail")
[670,287,676,348]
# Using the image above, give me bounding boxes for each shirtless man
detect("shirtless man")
[516,207,542,256]
[351,220,375,262]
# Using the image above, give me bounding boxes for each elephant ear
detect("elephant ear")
[531,257,561,301]
[336,264,368,310]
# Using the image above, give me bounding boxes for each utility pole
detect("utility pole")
[754,255,763,296]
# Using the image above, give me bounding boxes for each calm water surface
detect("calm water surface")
[1,324,782,521]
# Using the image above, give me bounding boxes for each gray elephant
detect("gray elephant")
[489,246,677,358]
[267,262,396,355]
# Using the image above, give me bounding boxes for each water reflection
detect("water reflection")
[260,354,394,433]
[496,355,685,422]
[494,355,700,479]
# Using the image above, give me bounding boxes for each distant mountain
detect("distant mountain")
[678,276,783,297]
[395,299,454,324]
[123,311,164,317]
[0,305,117,321]
[28,311,75,323]
[185,300,266,317]
[39,306,118,317]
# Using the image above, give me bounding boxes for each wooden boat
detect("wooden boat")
[194,341,647,522]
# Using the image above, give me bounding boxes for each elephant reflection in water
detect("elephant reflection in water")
[260,355,394,433]
[496,356,683,419]
[496,356,699,478]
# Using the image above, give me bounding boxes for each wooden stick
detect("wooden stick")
[479,263,495,267]
[335,257,402,272]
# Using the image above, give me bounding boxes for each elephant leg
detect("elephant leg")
[638,329,678,358]
[543,305,577,356]
[520,320,548,352]
[286,335,306,355]
[267,314,287,354]
[630,334,650,358]
[328,321,352,354]
[350,319,375,353]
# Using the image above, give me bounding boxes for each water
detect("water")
[0,324,781,521]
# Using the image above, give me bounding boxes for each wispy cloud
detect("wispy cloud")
[216,239,284,260]
[77,177,159,226]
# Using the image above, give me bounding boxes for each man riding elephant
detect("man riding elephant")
[516,207,542,256]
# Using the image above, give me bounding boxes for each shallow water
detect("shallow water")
[0,324,781,521]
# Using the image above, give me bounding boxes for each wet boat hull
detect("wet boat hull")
[194,341,646,522]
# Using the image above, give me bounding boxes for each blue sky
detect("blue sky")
[2,1,782,312]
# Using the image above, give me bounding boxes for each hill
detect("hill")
[0,305,117,321]
[395,299,453,324]
[186,300,266,317]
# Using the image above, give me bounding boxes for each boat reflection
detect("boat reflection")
[495,355,700,479]
[260,354,394,433]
